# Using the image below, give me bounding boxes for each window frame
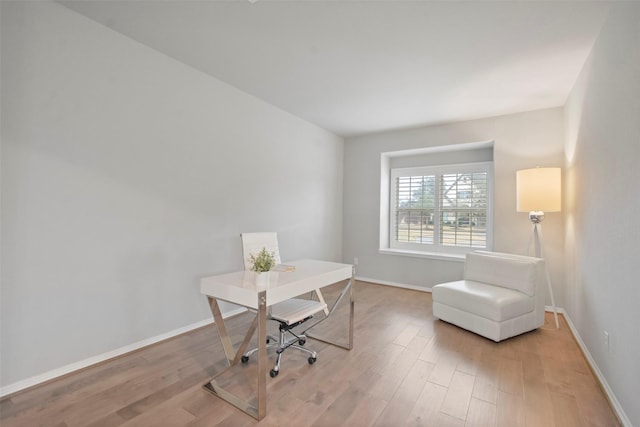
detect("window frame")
[388,161,494,256]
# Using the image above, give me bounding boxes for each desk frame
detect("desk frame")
[202,263,355,420]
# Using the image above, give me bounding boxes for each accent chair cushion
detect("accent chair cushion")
[432,280,534,322]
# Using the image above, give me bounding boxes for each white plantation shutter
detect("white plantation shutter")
[390,162,493,253]
[394,175,436,244]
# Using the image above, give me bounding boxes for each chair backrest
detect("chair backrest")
[464,251,544,297]
[240,232,282,271]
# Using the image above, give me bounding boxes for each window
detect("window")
[389,162,493,255]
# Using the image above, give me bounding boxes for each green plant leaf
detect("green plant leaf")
[249,247,276,272]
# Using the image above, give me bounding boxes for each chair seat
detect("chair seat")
[270,298,327,325]
[432,280,534,322]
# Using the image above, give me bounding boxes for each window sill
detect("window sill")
[378,248,466,262]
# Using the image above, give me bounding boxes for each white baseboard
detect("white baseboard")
[0,307,247,398]
[355,276,432,292]
[545,304,564,313]
[561,312,631,427]
[359,279,567,312]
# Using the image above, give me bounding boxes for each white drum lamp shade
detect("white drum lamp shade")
[516,167,561,213]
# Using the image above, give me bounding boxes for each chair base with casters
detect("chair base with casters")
[240,298,326,377]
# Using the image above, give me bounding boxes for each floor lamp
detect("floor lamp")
[516,167,561,329]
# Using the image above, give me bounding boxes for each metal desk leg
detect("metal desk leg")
[303,267,355,350]
[203,291,268,420]
[256,291,267,420]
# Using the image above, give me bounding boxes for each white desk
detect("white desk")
[200,259,355,420]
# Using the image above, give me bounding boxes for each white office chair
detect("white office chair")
[239,232,327,377]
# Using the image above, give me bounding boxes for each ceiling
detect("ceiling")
[59,1,611,137]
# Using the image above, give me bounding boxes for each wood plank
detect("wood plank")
[427,351,458,387]
[472,353,501,404]
[405,381,448,426]
[393,359,435,402]
[394,323,422,347]
[550,390,586,427]
[522,382,554,426]
[498,358,524,396]
[496,390,526,427]
[439,370,475,420]
[465,397,497,427]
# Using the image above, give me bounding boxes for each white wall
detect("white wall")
[564,3,640,425]
[0,1,343,390]
[343,108,565,301]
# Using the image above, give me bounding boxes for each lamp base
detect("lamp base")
[528,211,545,224]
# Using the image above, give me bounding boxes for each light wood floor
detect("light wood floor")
[1,281,621,427]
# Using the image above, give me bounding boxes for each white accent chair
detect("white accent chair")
[432,251,546,342]
[239,232,327,377]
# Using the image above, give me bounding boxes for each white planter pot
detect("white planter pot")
[255,271,270,289]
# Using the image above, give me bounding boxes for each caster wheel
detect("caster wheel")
[241,355,249,363]
[298,338,306,346]
[270,369,279,378]
[308,357,316,365]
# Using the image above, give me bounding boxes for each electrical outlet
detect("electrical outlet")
[604,331,610,351]
[353,257,358,266]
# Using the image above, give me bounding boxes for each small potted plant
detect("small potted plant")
[250,247,276,287]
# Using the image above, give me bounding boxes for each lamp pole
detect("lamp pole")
[526,215,560,328]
